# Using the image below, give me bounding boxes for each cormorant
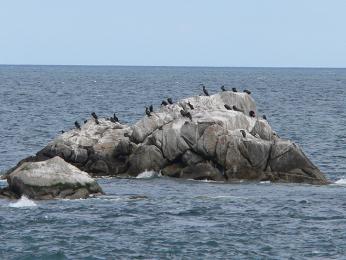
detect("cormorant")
[84,120,88,124]
[161,100,168,106]
[262,115,267,120]
[232,105,240,111]
[180,110,192,121]
[202,85,210,96]
[221,85,226,92]
[244,89,251,95]
[91,112,99,124]
[167,98,173,104]
[240,130,246,138]
[224,104,232,110]
[149,105,153,113]
[60,130,65,134]
[249,110,256,117]
[75,121,81,130]
[113,113,119,122]
[232,87,237,92]
[187,101,194,110]
[91,112,98,120]
[145,107,152,117]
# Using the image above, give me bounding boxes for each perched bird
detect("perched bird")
[167,98,173,104]
[249,110,256,117]
[240,130,246,138]
[145,107,152,117]
[221,85,226,92]
[84,119,88,124]
[187,101,194,110]
[113,113,119,122]
[244,89,251,95]
[224,104,232,110]
[202,85,210,96]
[262,115,267,120]
[74,121,81,130]
[91,112,98,120]
[232,87,237,92]
[91,112,99,124]
[180,109,192,121]
[161,100,168,106]
[149,105,153,113]
[232,105,240,111]
[60,130,65,134]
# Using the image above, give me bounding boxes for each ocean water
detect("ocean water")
[0,65,346,259]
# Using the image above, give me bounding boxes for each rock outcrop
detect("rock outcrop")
[1,91,329,194]
[2,156,103,200]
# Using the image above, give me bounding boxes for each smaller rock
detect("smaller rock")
[4,156,103,200]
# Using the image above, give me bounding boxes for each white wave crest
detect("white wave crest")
[334,178,346,185]
[9,196,37,208]
[136,170,160,179]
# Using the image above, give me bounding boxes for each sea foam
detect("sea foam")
[334,178,346,185]
[9,196,37,208]
[136,170,160,179]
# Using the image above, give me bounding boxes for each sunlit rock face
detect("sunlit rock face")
[5,156,103,200]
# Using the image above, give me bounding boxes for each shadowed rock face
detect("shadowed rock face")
[3,91,329,187]
[3,157,103,200]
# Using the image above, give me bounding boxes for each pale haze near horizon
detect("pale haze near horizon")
[1,0,345,67]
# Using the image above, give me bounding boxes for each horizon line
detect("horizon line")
[0,63,346,69]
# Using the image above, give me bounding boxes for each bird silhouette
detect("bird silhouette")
[224,104,232,110]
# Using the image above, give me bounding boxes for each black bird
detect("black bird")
[202,85,210,96]
[60,130,65,134]
[91,112,99,124]
[232,87,237,92]
[180,110,192,121]
[249,110,256,117]
[224,104,232,110]
[113,113,119,122]
[149,105,153,113]
[221,85,226,92]
[167,98,173,104]
[232,105,240,111]
[187,101,194,110]
[262,115,267,120]
[240,130,246,138]
[244,89,251,95]
[91,112,98,120]
[145,107,152,117]
[75,121,81,130]
[84,119,88,124]
[161,100,168,106]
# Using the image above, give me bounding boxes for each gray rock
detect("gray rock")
[180,163,225,181]
[3,91,328,188]
[127,145,168,175]
[4,156,103,200]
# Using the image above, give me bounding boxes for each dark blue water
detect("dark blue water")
[0,66,346,259]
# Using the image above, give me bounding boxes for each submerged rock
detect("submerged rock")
[3,156,103,200]
[1,90,329,195]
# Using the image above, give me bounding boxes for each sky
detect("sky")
[0,0,346,67]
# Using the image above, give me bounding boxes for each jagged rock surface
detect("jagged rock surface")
[4,156,103,200]
[3,91,328,187]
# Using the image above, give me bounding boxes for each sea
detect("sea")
[0,65,345,259]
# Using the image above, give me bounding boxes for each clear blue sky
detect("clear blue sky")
[1,0,345,67]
